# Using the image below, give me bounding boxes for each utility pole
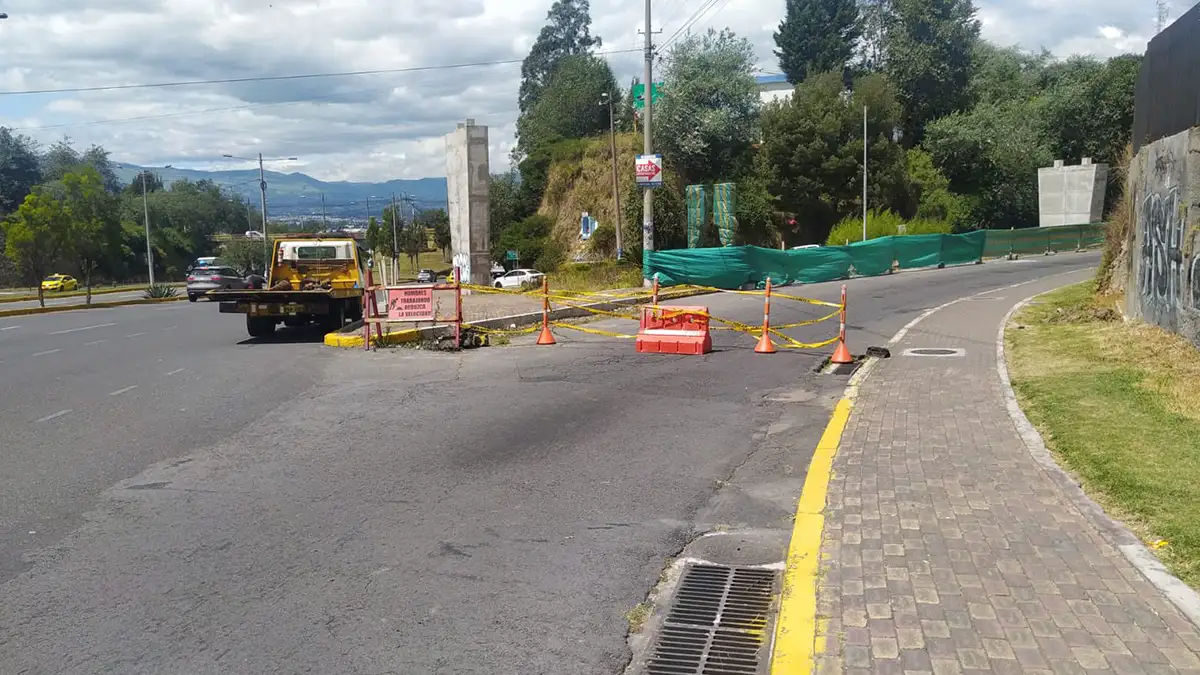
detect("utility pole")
[320,193,328,230]
[391,193,400,280]
[140,171,156,286]
[862,106,868,242]
[600,92,624,260]
[258,153,269,268]
[641,0,655,284]
[365,195,371,227]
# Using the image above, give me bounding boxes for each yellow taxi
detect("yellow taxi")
[41,274,78,292]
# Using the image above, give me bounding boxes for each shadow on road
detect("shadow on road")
[236,325,330,345]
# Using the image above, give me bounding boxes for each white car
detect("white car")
[494,268,544,290]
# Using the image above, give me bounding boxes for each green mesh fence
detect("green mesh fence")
[685,184,706,249]
[643,225,1102,289]
[712,183,737,247]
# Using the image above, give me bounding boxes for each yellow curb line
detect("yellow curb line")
[770,396,853,674]
[0,295,186,318]
[323,328,419,348]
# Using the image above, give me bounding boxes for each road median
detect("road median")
[0,295,186,318]
[0,284,181,304]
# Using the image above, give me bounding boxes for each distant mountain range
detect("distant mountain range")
[112,165,448,220]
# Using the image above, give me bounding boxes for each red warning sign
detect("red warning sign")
[386,286,435,321]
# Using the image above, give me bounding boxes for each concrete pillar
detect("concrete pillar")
[445,119,491,286]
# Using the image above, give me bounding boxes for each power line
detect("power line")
[0,48,642,97]
[661,0,724,49]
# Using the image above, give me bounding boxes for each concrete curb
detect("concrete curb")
[997,288,1200,631]
[0,295,186,318]
[322,287,714,349]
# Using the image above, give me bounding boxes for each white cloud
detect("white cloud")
[0,0,1171,182]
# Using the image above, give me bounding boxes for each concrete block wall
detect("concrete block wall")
[444,119,492,286]
[1125,127,1200,346]
[1037,158,1108,227]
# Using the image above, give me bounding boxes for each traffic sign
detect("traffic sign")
[505,250,518,261]
[632,82,664,109]
[635,154,663,187]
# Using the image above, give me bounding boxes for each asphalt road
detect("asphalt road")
[0,252,1101,674]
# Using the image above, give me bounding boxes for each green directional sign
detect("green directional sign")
[631,82,664,109]
[505,250,518,261]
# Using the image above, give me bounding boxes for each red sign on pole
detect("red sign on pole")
[386,286,435,321]
[635,154,663,187]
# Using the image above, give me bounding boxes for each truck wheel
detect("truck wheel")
[187,294,197,302]
[246,316,276,338]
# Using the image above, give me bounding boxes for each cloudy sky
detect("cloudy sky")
[0,0,1184,182]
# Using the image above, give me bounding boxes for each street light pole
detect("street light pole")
[641,0,655,285]
[141,172,155,286]
[599,92,623,260]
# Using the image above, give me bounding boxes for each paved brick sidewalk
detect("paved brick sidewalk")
[815,272,1200,674]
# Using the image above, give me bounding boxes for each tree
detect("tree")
[123,171,164,197]
[923,100,1052,229]
[517,54,617,155]
[0,128,43,216]
[884,0,980,145]
[760,71,908,243]
[428,209,452,262]
[365,216,383,259]
[774,0,861,84]
[489,170,528,242]
[518,0,602,116]
[58,166,122,303]
[2,190,71,307]
[220,237,267,276]
[400,219,425,271]
[968,43,1052,106]
[656,29,761,186]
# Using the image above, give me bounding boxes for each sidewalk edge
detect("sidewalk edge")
[996,288,1200,631]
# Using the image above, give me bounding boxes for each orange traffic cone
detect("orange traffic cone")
[536,275,556,345]
[754,330,777,354]
[830,283,853,364]
[536,321,556,345]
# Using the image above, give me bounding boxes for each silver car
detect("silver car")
[187,266,247,301]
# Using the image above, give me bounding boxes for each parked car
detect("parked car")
[41,274,78,292]
[494,268,544,290]
[491,263,505,279]
[416,269,438,283]
[186,266,247,301]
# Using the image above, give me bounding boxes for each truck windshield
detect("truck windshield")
[295,246,339,260]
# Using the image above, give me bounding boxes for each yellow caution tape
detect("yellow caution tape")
[773,307,842,329]
[768,291,842,308]
[550,299,643,321]
[550,322,637,339]
[463,323,541,335]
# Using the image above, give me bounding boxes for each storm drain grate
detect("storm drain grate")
[645,564,778,675]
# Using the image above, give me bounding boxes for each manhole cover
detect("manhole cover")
[644,564,778,675]
[903,347,964,357]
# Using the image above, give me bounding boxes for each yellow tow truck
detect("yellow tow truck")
[211,235,368,338]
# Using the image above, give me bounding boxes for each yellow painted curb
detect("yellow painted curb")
[0,295,186,318]
[323,327,420,348]
[770,397,853,674]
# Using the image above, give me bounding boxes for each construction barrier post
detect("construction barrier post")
[754,277,777,354]
[536,275,556,345]
[454,266,463,349]
[1008,226,1015,260]
[831,284,853,364]
[652,273,660,307]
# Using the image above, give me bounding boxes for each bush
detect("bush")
[143,283,178,299]
[825,209,952,246]
[589,223,617,258]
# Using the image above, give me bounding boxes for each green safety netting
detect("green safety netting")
[686,185,706,249]
[713,183,736,247]
[643,224,1104,289]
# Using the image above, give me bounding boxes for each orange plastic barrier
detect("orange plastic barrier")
[636,305,713,355]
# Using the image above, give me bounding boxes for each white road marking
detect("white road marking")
[0,325,19,331]
[49,322,115,335]
[36,409,72,423]
[125,332,146,338]
[32,349,61,356]
[165,368,185,376]
[108,385,138,396]
[84,339,108,346]
[161,325,178,331]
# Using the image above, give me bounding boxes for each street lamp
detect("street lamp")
[599,92,624,260]
[125,163,171,285]
[222,153,298,270]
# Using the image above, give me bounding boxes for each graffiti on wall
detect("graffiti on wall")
[1138,182,1200,329]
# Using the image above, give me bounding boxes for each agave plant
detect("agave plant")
[143,283,179,299]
